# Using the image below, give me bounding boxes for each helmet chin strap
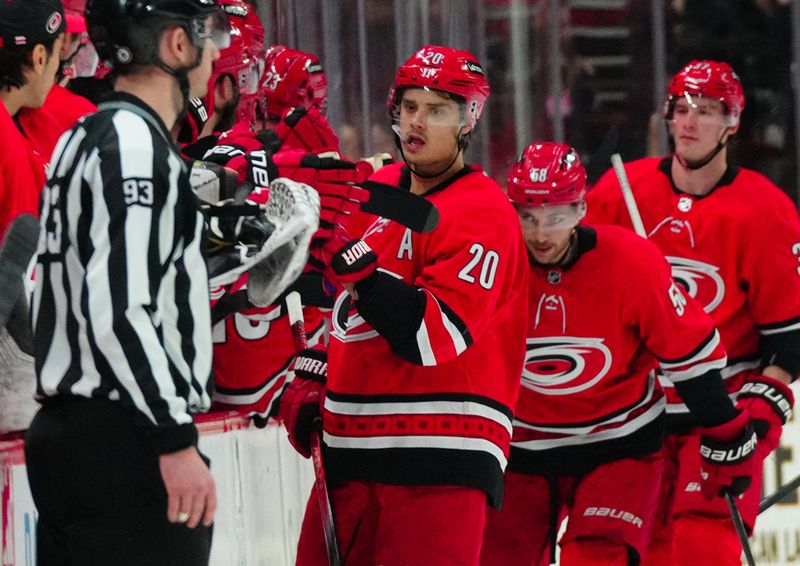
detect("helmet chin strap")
[672,127,730,171]
[155,47,204,112]
[394,124,466,180]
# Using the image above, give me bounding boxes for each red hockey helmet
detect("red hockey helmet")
[507,142,587,207]
[387,45,490,129]
[207,0,264,123]
[259,45,328,120]
[664,60,745,128]
[62,0,87,33]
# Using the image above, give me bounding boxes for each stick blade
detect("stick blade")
[0,214,40,330]
[360,180,440,233]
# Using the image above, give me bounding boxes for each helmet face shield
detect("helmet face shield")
[387,45,489,129]
[190,8,230,50]
[516,203,585,234]
[665,93,738,128]
[63,35,100,78]
[391,87,467,129]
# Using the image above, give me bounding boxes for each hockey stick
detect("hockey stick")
[0,214,39,330]
[285,291,342,566]
[610,154,647,238]
[724,491,756,566]
[760,471,800,514]
[361,180,439,234]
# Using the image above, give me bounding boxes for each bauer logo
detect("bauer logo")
[521,336,612,395]
[583,507,644,529]
[465,61,485,75]
[667,256,725,313]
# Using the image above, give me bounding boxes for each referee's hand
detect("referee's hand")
[159,446,217,528]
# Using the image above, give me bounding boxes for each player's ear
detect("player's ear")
[28,43,49,75]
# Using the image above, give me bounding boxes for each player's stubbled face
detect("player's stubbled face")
[669,98,730,162]
[398,88,464,166]
[517,204,579,265]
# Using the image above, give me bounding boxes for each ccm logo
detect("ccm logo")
[583,507,643,529]
[295,356,327,375]
[700,433,757,463]
[341,241,372,266]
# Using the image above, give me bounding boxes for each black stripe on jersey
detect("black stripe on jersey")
[437,296,473,348]
[514,377,653,429]
[325,389,514,419]
[325,446,506,508]
[354,270,427,363]
[509,415,665,477]
[97,122,173,425]
[672,369,737,427]
[655,328,717,365]
[758,315,800,333]
[760,328,800,379]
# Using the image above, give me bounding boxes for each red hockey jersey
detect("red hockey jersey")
[586,158,800,416]
[211,303,325,416]
[0,103,48,237]
[325,163,530,507]
[41,84,97,132]
[205,119,329,416]
[510,225,727,476]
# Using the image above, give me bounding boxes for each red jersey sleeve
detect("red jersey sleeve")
[409,185,529,366]
[623,234,727,383]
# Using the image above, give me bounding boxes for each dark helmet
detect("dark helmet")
[86,0,229,70]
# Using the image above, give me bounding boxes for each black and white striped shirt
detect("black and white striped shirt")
[33,93,212,453]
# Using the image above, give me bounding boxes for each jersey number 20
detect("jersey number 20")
[458,243,499,289]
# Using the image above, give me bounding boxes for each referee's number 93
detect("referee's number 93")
[123,178,154,206]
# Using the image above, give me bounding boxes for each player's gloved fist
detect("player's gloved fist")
[278,346,328,458]
[190,160,240,204]
[274,106,340,154]
[271,150,371,241]
[699,410,758,500]
[736,376,794,456]
[329,239,378,288]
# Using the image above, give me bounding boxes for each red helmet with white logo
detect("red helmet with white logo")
[387,45,490,128]
[259,45,328,120]
[208,0,264,124]
[664,60,745,127]
[507,142,587,207]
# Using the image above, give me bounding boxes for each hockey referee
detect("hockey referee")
[24,1,230,565]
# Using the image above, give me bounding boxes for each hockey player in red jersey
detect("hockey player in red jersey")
[0,0,65,238]
[282,45,530,566]
[585,60,798,565]
[38,0,97,132]
[480,141,770,566]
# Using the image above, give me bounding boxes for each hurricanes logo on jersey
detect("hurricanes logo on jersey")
[521,337,612,395]
[331,292,379,343]
[666,256,725,313]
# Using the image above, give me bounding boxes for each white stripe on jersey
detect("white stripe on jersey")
[660,356,727,383]
[515,374,659,435]
[659,329,722,370]
[323,433,509,470]
[416,319,435,366]
[437,296,468,356]
[659,358,761,388]
[324,398,514,436]
[665,392,739,415]
[511,396,665,451]
[760,319,800,335]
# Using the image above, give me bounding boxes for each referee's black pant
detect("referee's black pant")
[25,398,212,566]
